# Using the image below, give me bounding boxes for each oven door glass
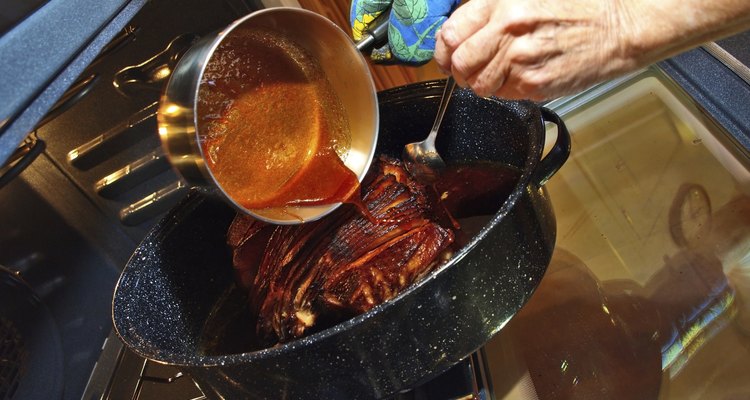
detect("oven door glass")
[483,66,750,399]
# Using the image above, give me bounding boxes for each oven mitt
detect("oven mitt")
[351,0,461,65]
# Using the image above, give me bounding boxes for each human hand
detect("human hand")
[351,0,461,65]
[435,0,750,101]
[433,0,638,101]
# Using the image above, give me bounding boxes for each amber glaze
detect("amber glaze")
[197,27,358,216]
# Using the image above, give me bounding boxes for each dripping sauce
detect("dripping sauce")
[200,160,522,354]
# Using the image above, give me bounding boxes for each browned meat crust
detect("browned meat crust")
[228,156,454,344]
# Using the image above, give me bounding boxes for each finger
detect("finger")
[465,54,509,98]
[494,36,564,101]
[435,0,491,71]
[494,66,551,101]
[434,28,453,73]
[451,64,468,88]
[477,38,540,99]
[440,0,491,49]
[451,25,509,95]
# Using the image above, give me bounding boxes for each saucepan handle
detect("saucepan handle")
[355,9,390,53]
[531,107,571,186]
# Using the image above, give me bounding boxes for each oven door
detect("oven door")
[481,63,750,399]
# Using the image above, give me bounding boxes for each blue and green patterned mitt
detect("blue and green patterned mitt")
[351,0,461,65]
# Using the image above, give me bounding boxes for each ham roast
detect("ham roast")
[228,156,455,344]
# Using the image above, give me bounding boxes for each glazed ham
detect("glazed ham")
[228,156,454,344]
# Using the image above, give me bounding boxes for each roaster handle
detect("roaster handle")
[0,136,46,190]
[532,107,571,186]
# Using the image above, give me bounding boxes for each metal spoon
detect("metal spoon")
[402,76,456,183]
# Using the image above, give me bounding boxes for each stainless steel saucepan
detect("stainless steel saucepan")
[157,7,380,224]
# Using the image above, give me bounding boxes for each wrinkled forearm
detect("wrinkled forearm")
[433,0,750,101]
[619,0,750,66]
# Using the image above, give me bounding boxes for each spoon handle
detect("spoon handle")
[427,76,456,143]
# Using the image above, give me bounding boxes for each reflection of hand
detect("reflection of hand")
[350,0,460,65]
[507,248,663,399]
[434,0,750,100]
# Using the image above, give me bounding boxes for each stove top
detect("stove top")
[2,1,496,399]
[87,336,490,400]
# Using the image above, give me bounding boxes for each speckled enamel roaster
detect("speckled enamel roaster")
[112,80,570,399]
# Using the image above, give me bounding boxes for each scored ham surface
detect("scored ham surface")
[228,156,455,344]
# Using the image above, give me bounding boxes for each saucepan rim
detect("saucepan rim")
[159,6,379,224]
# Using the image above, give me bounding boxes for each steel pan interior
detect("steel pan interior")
[157,7,379,225]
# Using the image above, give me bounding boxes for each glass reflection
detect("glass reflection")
[484,67,750,399]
